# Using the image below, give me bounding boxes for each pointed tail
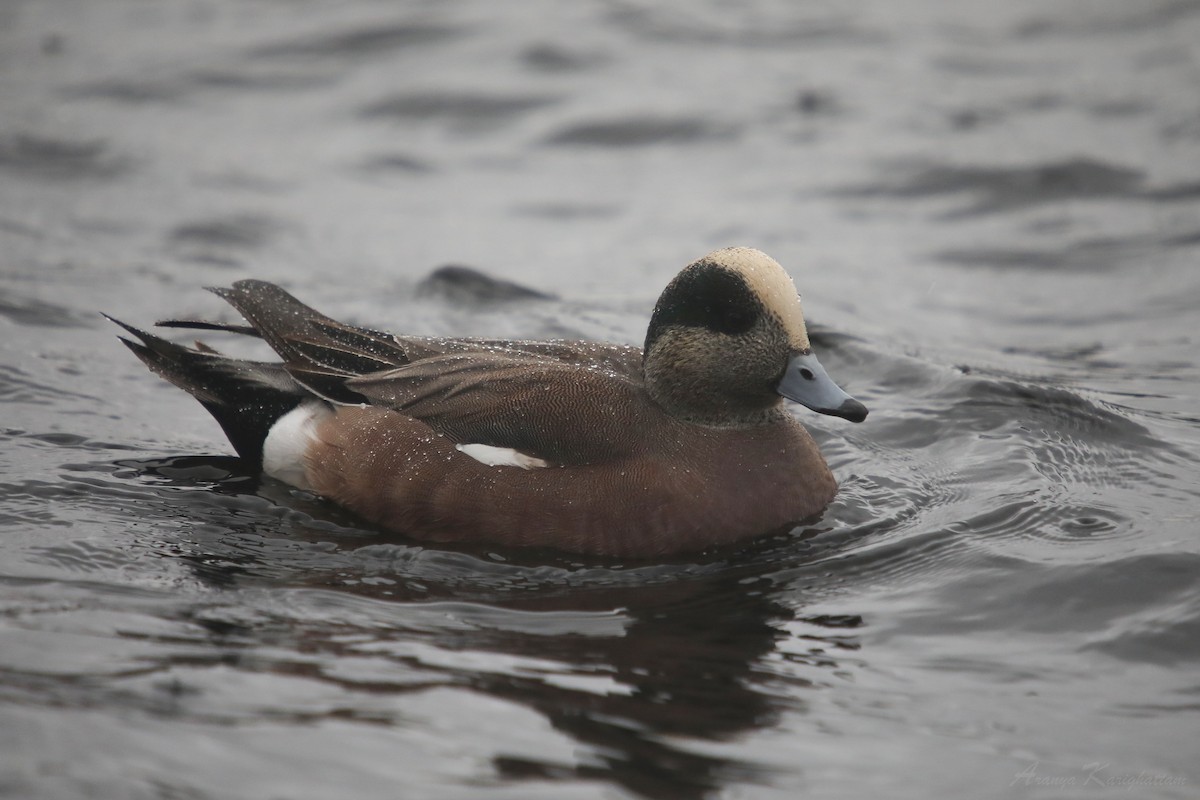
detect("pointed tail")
[106,314,310,469]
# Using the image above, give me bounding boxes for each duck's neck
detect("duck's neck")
[642,349,785,428]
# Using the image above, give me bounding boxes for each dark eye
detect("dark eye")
[799,368,814,380]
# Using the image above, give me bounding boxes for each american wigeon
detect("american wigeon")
[110,247,866,557]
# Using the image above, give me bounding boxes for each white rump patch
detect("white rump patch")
[263,400,331,490]
[456,442,550,469]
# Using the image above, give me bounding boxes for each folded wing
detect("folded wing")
[161,280,649,465]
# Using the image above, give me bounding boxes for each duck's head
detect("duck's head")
[643,247,867,426]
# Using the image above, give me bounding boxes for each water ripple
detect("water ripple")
[0,291,90,329]
[836,158,1147,216]
[607,2,884,47]
[936,228,1200,273]
[166,213,287,267]
[544,116,737,147]
[0,134,132,182]
[361,92,560,130]
[249,20,465,60]
[0,367,99,404]
[1015,0,1200,38]
[69,68,340,106]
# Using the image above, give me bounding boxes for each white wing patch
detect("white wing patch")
[263,400,331,489]
[456,442,550,469]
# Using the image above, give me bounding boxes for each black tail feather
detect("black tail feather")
[155,318,261,337]
[110,280,419,466]
[105,314,309,469]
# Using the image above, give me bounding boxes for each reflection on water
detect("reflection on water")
[18,457,863,800]
[1,0,1199,797]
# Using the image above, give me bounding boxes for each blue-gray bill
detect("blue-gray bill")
[776,351,868,423]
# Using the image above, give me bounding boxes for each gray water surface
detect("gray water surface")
[2,1,1199,798]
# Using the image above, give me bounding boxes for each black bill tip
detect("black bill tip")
[820,397,868,423]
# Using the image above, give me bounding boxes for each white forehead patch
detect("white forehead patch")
[704,247,810,349]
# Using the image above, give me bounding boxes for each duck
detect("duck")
[109,247,866,557]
